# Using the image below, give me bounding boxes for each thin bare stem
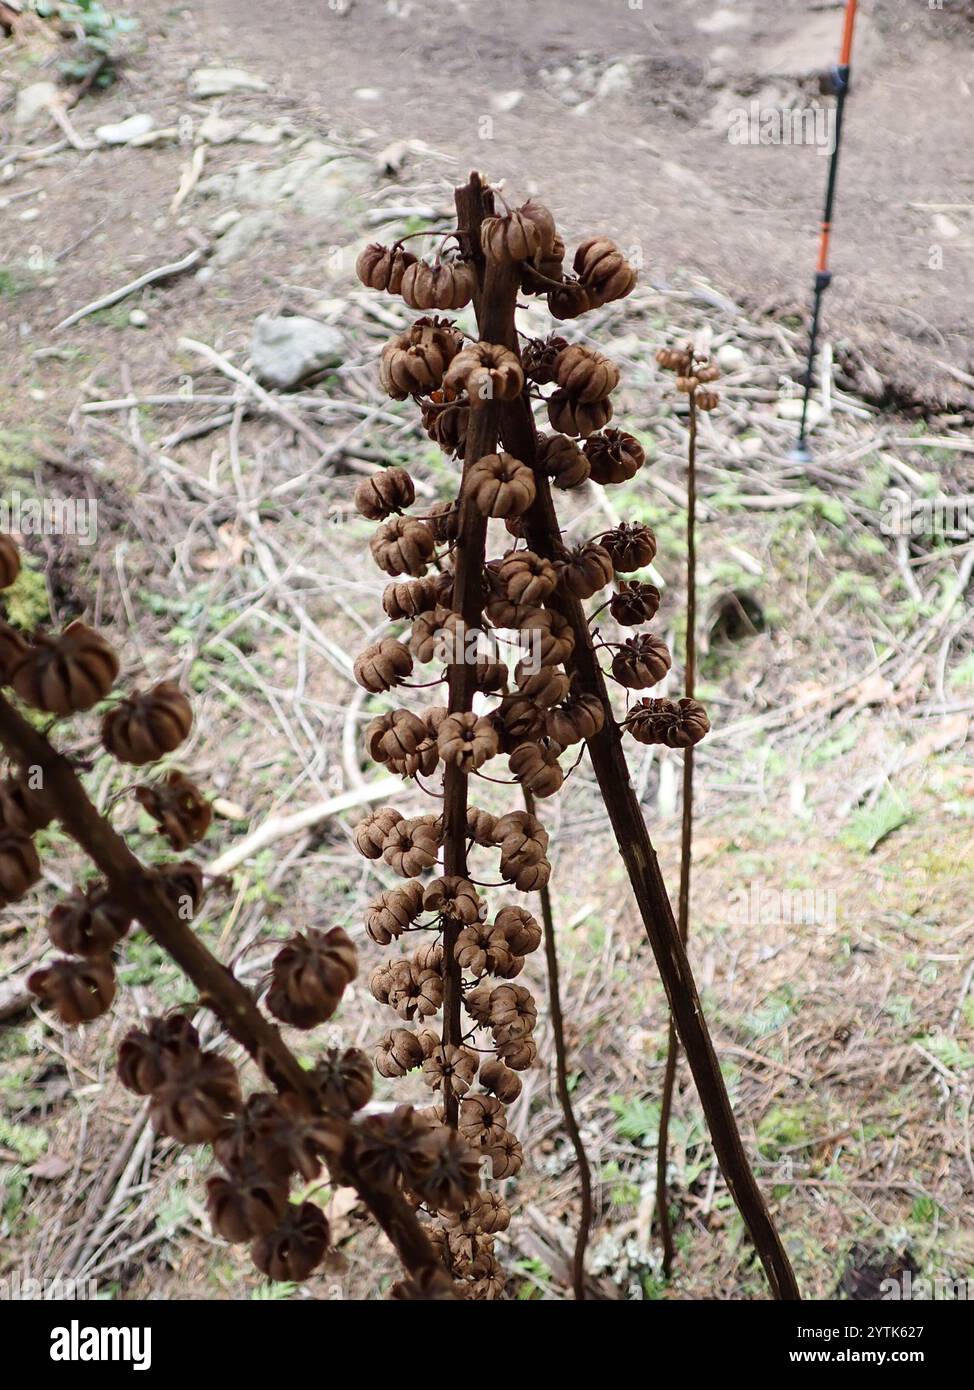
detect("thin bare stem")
[523,787,593,1301]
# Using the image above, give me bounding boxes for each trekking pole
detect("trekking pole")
[793,0,859,461]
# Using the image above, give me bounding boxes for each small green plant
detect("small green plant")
[29,1,137,86]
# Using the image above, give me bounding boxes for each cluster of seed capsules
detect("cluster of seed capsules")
[351,196,713,1293]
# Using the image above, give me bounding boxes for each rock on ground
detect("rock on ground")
[250,314,344,389]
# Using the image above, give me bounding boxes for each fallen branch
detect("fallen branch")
[54,247,209,331]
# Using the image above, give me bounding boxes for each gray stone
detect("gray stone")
[96,113,155,145]
[250,315,344,390]
[14,81,57,127]
[212,211,275,266]
[188,67,269,98]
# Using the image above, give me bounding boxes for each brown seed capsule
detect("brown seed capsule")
[437,711,499,771]
[117,1014,200,1096]
[381,814,441,878]
[354,807,404,859]
[369,515,437,578]
[546,691,605,746]
[154,860,205,919]
[493,1033,537,1072]
[444,343,524,406]
[493,694,547,746]
[466,806,498,846]
[546,390,613,439]
[497,549,558,606]
[557,541,614,600]
[0,830,40,905]
[508,740,564,798]
[134,770,212,851]
[455,923,512,978]
[12,621,118,716]
[364,881,424,944]
[601,521,658,573]
[355,1104,431,1188]
[421,390,470,458]
[489,981,537,1038]
[695,389,720,411]
[102,681,192,766]
[610,579,661,626]
[573,235,638,305]
[656,346,693,374]
[517,608,575,666]
[401,259,476,311]
[366,709,429,766]
[554,344,620,402]
[388,960,443,1021]
[47,884,130,957]
[458,1094,507,1148]
[481,207,546,264]
[407,605,451,664]
[466,453,536,519]
[423,875,483,926]
[612,633,672,689]
[491,813,548,867]
[421,1043,479,1096]
[390,1267,460,1302]
[28,956,116,1025]
[0,773,51,835]
[547,279,591,321]
[312,1047,373,1115]
[375,1027,426,1078]
[0,535,21,590]
[479,1057,523,1104]
[266,926,357,1029]
[207,1166,289,1244]
[356,241,418,294]
[521,229,566,293]
[426,499,460,545]
[251,1201,330,1283]
[534,431,590,489]
[0,622,29,683]
[626,696,711,748]
[379,318,464,400]
[407,1125,482,1212]
[354,467,416,520]
[486,1129,525,1178]
[584,428,646,486]
[353,637,413,693]
[515,665,570,709]
[521,335,569,386]
[382,574,449,620]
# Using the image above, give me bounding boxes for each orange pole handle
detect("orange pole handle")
[839,0,858,66]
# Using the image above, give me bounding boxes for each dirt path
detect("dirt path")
[134,0,974,412]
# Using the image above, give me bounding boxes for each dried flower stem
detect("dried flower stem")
[523,787,592,1301]
[656,389,698,1276]
[0,691,439,1279]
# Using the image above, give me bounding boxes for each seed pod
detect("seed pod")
[421,391,470,458]
[0,622,29,682]
[493,906,542,959]
[481,207,546,264]
[207,1164,290,1243]
[521,230,566,293]
[437,711,499,771]
[612,633,672,689]
[251,1201,330,1283]
[696,363,721,384]
[0,831,40,904]
[534,431,590,489]
[12,621,118,716]
[102,681,192,766]
[355,1104,431,1188]
[423,875,483,925]
[0,535,21,589]
[491,813,548,866]
[48,884,130,957]
[521,335,569,386]
[517,609,575,666]
[584,429,646,485]
[369,516,437,578]
[508,740,564,798]
[356,241,417,294]
[626,696,711,748]
[312,1046,373,1115]
[656,346,693,374]
[375,1027,425,1078]
[546,390,613,439]
[353,637,413,692]
[455,923,512,977]
[489,981,537,1038]
[0,773,51,835]
[364,881,424,944]
[117,1014,200,1096]
[474,660,508,695]
[515,665,570,708]
[154,860,205,919]
[401,259,476,311]
[498,550,557,606]
[390,1267,460,1302]
[443,343,524,406]
[479,1058,523,1104]
[382,574,449,620]
[573,235,638,305]
[379,318,464,400]
[407,605,451,664]
[696,389,720,411]
[466,453,536,518]
[387,960,443,1020]
[354,467,416,520]
[546,691,604,745]
[134,770,212,850]
[28,956,116,1025]
[407,1125,482,1212]
[366,709,429,766]
[610,579,661,626]
[554,344,620,402]
[427,500,460,545]
[557,541,614,600]
[266,926,357,1029]
[381,814,441,878]
[548,279,591,321]
[493,694,547,746]
[676,376,698,394]
[354,807,404,859]
[466,806,498,846]
[487,1129,525,1177]
[458,1094,507,1148]
[600,522,658,572]
[421,1043,479,1096]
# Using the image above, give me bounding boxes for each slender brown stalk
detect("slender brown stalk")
[523,788,592,1301]
[656,388,698,1275]
[0,692,440,1279]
